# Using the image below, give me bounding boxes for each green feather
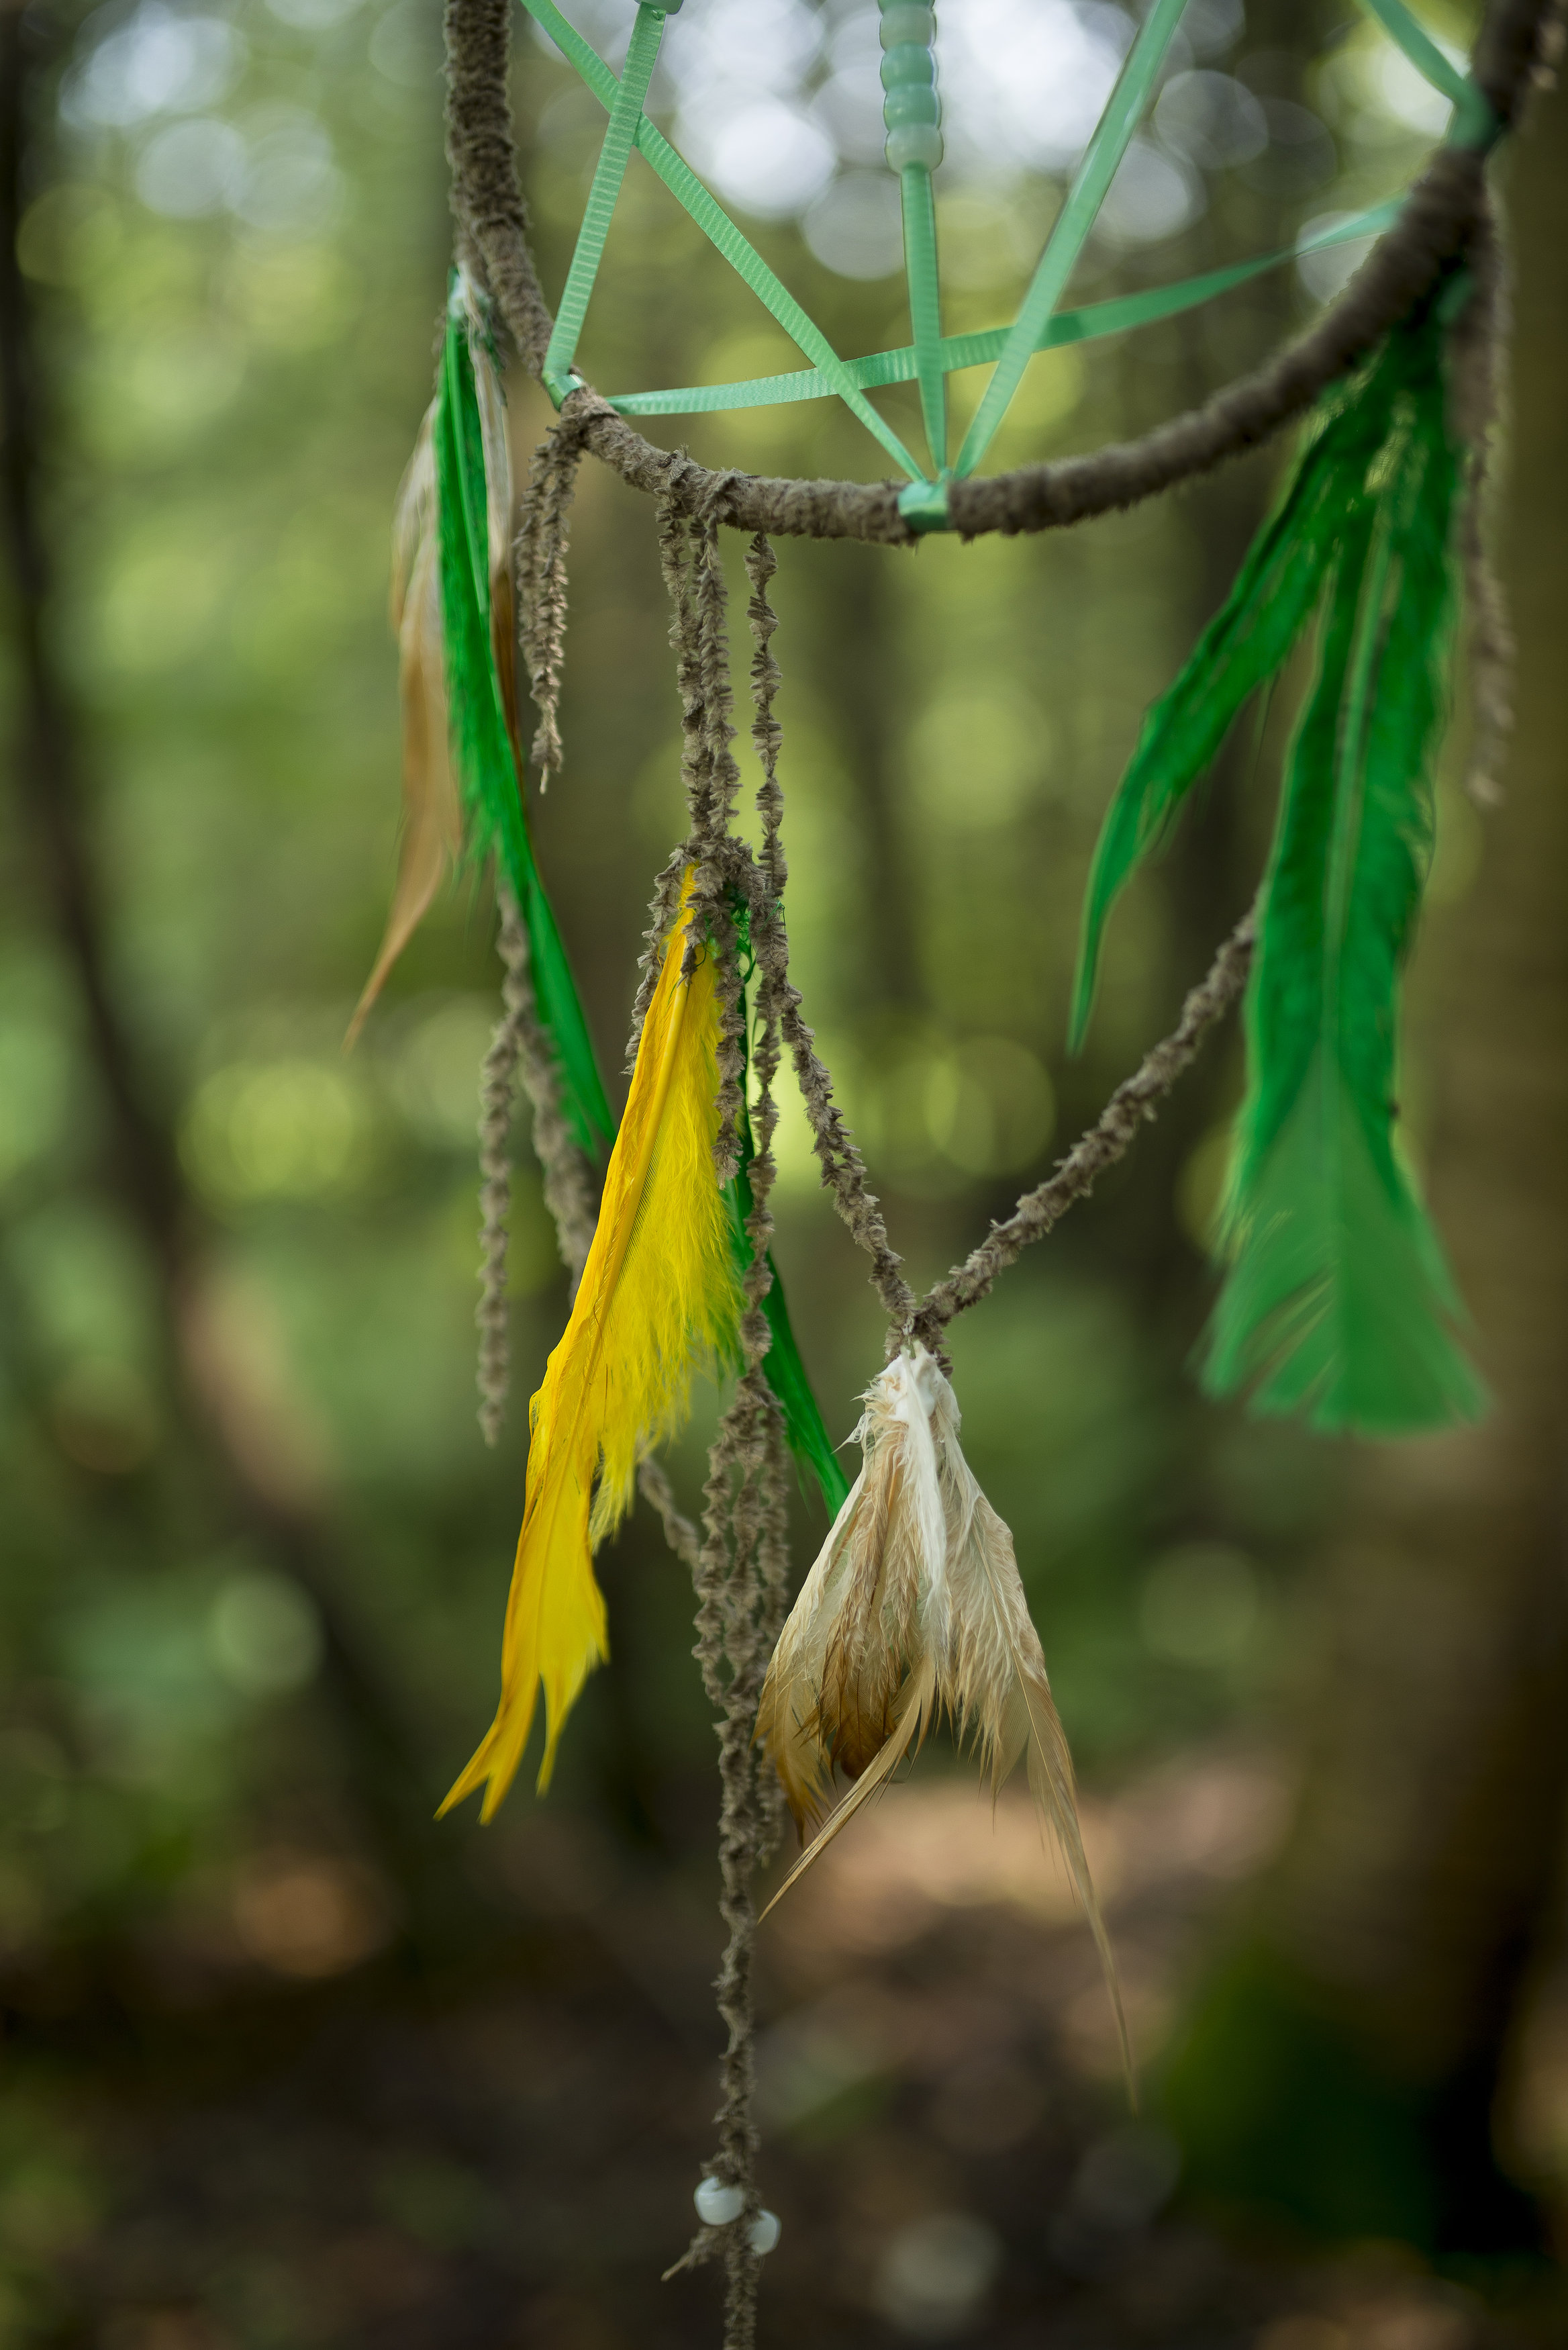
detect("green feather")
[761,1280,852,1516]
[728,1157,852,1519]
[1069,330,1416,1051]
[1203,318,1484,1434]
[434,285,614,1156]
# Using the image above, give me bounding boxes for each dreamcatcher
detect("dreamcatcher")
[348,0,1555,2337]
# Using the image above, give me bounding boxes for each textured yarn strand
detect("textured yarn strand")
[690,522,747,1179]
[517,419,584,788]
[476,887,530,1444]
[658,500,710,849]
[656,501,747,1170]
[476,885,602,1442]
[512,963,599,1286]
[1449,197,1515,804]
[683,585,920,1337]
[636,1454,703,1570]
[910,904,1258,1351]
[737,543,799,1723]
[648,511,799,2345]
[744,536,786,902]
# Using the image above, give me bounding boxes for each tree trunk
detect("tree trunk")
[0,7,446,1915]
[1163,78,1568,2255]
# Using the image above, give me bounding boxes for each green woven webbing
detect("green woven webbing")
[953,0,1189,480]
[542,1,668,404]
[605,202,1402,418]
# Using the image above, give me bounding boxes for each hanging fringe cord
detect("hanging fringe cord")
[1450,197,1515,806]
[517,417,583,789]
[476,888,530,1446]
[654,514,794,2349]
[910,904,1259,1354]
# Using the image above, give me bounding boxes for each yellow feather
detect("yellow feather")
[440,872,742,1818]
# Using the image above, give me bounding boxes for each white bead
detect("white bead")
[694,2177,744,2226]
[885,124,944,169]
[747,2209,782,2255]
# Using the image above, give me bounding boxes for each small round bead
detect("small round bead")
[885,123,944,169]
[879,5,935,48]
[693,2177,744,2226]
[883,84,940,127]
[747,2209,782,2256]
[880,40,936,87]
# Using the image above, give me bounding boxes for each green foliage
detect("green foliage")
[1160,1944,1545,2256]
[1161,1944,1446,2246]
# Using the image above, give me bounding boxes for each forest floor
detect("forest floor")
[0,1744,1562,2350]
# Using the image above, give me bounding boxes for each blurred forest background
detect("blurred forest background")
[1,0,1565,2343]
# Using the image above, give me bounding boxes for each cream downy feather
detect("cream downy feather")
[757,1345,1128,2078]
[346,412,463,1047]
[440,873,742,1818]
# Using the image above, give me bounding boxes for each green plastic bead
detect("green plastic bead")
[879,5,934,48]
[880,41,935,88]
[885,123,943,169]
[883,84,940,127]
[897,475,951,532]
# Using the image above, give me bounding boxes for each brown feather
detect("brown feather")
[756,1346,1130,2088]
[347,420,462,1048]
[756,1348,944,1834]
[348,279,518,1051]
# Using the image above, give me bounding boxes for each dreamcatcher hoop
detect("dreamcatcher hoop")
[449,0,1550,537]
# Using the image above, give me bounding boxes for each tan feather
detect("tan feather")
[346,414,463,1048]
[757,1345,1130,2085]
[761,1652,935,1912]
[757,1346,946,1834]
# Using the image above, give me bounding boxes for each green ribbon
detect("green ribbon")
[542,2,669,404]
[901,162,948,473]
[953,0,1191,477]
[605,203,1402,419]
[1357,0,1496,148]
